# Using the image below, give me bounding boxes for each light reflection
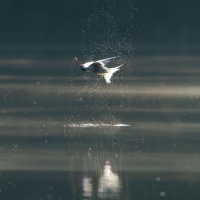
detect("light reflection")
[68,123,130,127]
[98,161,121,199]
[83,178,92,198]
[82,161,121,199]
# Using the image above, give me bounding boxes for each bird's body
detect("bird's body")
[75,56,123,83]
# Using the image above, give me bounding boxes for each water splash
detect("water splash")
[65,123,130,127]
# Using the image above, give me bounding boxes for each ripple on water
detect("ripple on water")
[66,123,130,127]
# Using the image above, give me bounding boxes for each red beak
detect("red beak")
[77,62,82,67]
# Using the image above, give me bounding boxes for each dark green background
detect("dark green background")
[1,0,199,45]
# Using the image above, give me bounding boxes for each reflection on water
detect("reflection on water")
[98,161,121,199]
[83,177,92,198]
[82,161,121,199]
[1,54,200,199]
[67,123,130,127]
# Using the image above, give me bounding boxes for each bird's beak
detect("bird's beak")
[77,62,82,67]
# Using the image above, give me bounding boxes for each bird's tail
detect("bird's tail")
[103,64,123,83]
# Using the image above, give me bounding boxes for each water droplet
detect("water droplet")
[160,191,165,196]
[156,177,161,181]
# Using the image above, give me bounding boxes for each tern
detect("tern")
[74,56,123,83]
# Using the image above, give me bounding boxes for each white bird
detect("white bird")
[74,56,123,83]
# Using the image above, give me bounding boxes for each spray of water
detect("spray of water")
[65,2,145,128]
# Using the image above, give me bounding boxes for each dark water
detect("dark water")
[1,53,200,200]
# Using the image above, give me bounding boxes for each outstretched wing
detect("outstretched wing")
[91,62,101,67]
[96,56,119,65]
[103,64,122,83]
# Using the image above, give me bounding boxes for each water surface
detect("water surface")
[1,53,200,199]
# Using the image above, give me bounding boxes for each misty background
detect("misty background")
[0,0,200,54]
[1,1,200,199]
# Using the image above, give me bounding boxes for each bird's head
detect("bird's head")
[74,57,82,67]
[77,61,82,67]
